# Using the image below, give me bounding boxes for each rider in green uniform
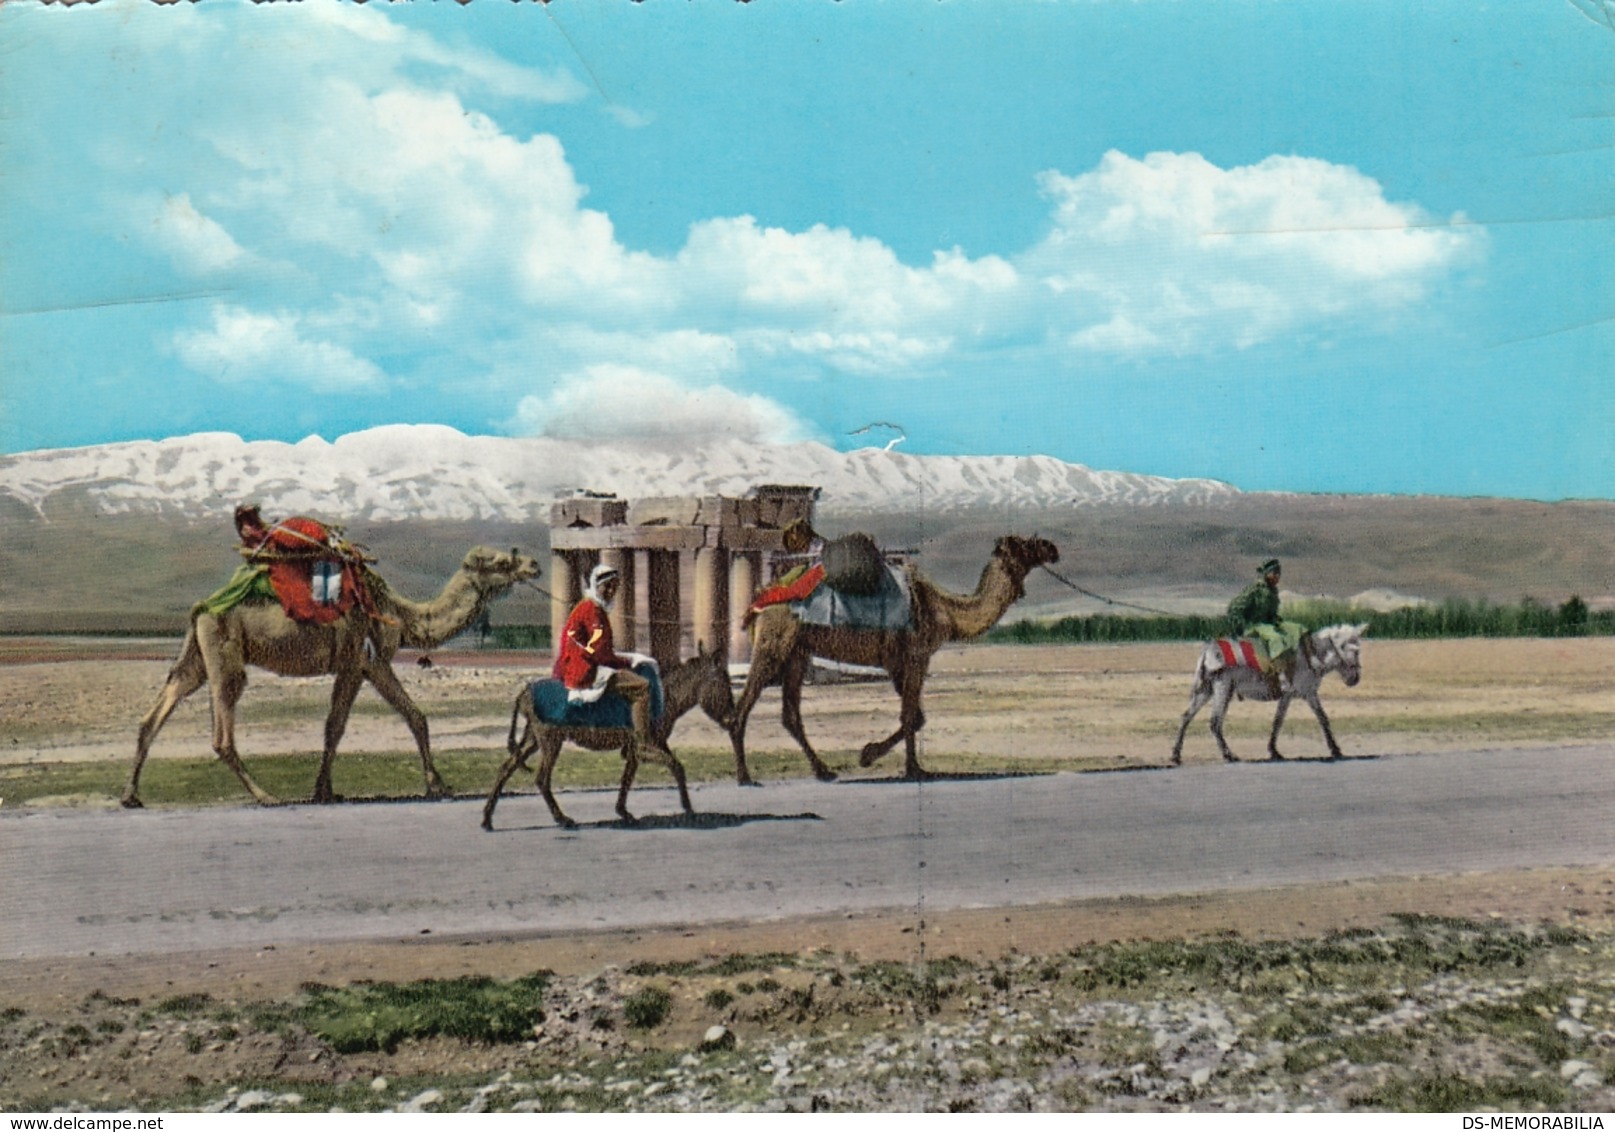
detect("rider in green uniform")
[1227,558,1306,692]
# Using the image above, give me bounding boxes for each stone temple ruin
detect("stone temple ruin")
[547,485,819,665]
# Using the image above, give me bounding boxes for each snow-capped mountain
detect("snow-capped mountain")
[0,425,1240,522]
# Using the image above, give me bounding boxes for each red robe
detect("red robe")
[553,598,630,689]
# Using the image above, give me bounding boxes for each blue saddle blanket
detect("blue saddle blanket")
[530,661,665,729]
[791,564,913,631]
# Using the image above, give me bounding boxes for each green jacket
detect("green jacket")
[1226,580,1281,635]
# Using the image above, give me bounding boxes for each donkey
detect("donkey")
[1171,623,1367,765]
[482,647,735,830]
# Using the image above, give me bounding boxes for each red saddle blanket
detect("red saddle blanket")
[247,517,368,625]
[1214,638,1267,671]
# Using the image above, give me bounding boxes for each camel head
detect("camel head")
[993,535,1060,576]
[460,546,542,595]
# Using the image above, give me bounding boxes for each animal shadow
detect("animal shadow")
[488,807,823,834]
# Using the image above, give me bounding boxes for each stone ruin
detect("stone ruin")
[547,485,819,665]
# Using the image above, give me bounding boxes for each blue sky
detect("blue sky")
[1,0,1611,500]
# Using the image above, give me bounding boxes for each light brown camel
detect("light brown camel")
[122,546,541,808]
[482,646,735,830]
[729,535,1060,783]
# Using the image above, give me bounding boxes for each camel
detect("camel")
[122,546,541,808]
[729,535,1060,783]
[482,646,736,830]
[1171,623,1367,764]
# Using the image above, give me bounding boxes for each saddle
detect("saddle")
[236,512,377,625]
[791,563,913,632]
[530,661,666,729]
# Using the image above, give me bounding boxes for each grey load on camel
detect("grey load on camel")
[791,563,913,631]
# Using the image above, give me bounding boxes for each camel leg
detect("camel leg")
[779,650,837,782]
[198,628,281,806]
[858,663,929,774]
[1172,682,1214,766]
[728,656,781,787]
[896,664,931,781]
[364,662,448,799]
[1267,694,1295,761]
[311,668,365,804]
[534,733,575,829]
[1304,693,1345,760]
[123,642,207,808]
[1207,680,1240,763]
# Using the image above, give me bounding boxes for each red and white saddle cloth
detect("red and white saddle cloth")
[1213,637,1272,673]
[245,517,375,626]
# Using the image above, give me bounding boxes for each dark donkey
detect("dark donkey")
[482,647,735,830]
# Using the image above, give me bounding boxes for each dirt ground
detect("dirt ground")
[2,636,1613,1011]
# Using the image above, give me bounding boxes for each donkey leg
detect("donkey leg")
[635,738,695,816]
[1172,685,1212,765]
[535,735,575,829]
[1208,682,1240,763]
[1267,695,1294,761]
[1306,694,1345,760]
[616,741,641,824]
[480,751,526,832]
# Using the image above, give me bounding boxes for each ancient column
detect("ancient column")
[548,551,578,652]
[693,547,730,658]
[728,551,759,662]
[646,550,682,667]
[600,548,635,654]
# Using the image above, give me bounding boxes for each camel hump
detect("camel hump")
[821,532,885,596]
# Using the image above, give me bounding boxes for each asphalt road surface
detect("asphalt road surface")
[3,745,1612,962]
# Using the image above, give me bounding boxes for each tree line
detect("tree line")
[986,596,1612,645]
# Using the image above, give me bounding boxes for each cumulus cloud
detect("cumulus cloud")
[101,6,1479,419]
[174,305,386,393]
[137,193,247,275]
[1023,150,1479,353]
[510,365,818,447]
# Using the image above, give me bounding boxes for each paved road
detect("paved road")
[3,745,1612,961]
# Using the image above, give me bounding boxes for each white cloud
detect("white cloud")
[1025,150,1478,353]
[103,6,1479,412]
[174,305,386,393]
[137,193,247,275]
[511,365,818,447]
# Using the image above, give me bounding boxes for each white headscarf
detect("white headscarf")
[585,563,620,609]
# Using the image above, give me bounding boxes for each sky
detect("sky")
[1,0,1611,501]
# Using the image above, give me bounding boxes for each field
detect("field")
[2,636,1614,1111]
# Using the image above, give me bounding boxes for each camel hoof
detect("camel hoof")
[1222,754,1239,764]
[480,818,494,832]
[617,812,638,826]
[1269,751,1286,762]
[738,779,762,789]
[120,795,144,810]
[858,745,885,768]
[557,817,578,831]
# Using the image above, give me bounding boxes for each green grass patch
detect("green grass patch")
[622,986,673,1030]
[292,972,552,1053]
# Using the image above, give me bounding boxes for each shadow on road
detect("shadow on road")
[486,809,824,834]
